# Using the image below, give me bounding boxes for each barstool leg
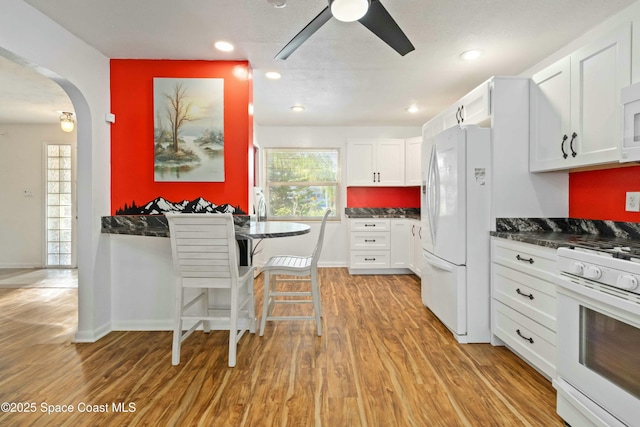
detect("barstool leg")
[259,271,271,336]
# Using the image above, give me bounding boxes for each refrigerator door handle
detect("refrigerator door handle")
[424,251,453,272]
[426,146,438,245]
[433,147,441,239]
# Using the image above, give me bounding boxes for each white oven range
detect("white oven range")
[555,245,640,427]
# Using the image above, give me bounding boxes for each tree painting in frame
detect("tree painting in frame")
[153,78,224,182]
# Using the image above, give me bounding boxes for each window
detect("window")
[46,144,73,266]
[265,148,340,220]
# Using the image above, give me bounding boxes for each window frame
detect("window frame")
[263,147,341,221]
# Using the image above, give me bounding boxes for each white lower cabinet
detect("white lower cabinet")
[491,237,557,379]
[349,218,417,275]
[390,219,410,269]
[408,219,422,277]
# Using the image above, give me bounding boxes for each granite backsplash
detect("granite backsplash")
[495,218,640,240]
[344,207,420,219]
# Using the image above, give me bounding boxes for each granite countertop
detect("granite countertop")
[102,215,263,238]
[344,207,420,220]
[492,218,640,248]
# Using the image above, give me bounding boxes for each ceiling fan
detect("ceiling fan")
[275,0,415,60]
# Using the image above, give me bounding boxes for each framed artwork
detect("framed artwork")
[153,77,224,182]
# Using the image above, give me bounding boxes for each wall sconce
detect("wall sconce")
[60,112,75,132]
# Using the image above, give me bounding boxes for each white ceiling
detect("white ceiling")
[1,0,636,126]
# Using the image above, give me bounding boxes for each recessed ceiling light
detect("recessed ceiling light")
[268,0,287,8]
[406,105,420,114]
[214,41,234,52]
[265,71,282,80]
[460,49,483,61]
[290,105,305,112]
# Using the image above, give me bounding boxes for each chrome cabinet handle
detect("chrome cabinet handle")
[364,239,376,242]
[516,329,534,344]
[516,288,534,300]
[516,254,534,264]
[364,258,376,261]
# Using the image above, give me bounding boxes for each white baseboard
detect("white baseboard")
[0,263,42,269]
[111,319,173,331]
[74,321,112,343]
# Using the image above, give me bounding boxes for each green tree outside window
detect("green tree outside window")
[265,148,340,220]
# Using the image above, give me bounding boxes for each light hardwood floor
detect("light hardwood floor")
[0,268,563,426]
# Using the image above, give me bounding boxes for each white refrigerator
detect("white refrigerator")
[421,124,491,343]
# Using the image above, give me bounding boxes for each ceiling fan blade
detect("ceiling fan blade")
[358,0,415,56]
[275,7,333,60]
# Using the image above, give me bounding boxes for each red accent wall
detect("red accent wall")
[569,166,640,221]
[346,187,420,208]
[110,59,252,214]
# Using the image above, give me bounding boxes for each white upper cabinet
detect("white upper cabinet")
[442,81,491,129]
[529,57,572,170]
[347,139,405,186]
[404,137,422,186]
[530,23,631,172]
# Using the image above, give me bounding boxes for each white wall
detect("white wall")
[0,0,111,341]
[253,125,421,267]
[0,124,76,267]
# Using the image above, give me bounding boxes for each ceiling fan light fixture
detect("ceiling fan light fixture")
[405,105,420,114]
[290,105,305,112]
[330,0,370,22]
[59,111,75,132]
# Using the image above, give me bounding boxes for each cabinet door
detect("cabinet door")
[390,219,410,268]
[404,137,422,186]
[415,223,422,276]
[570,23,631,167]
[459,81,491,125]
[441,81,491,130]
[376,139,405,186]
[347,140,376,186]
[411,220,422,277]
[422,114,445,143]
[530,57,572,172]
[442,103,463,129]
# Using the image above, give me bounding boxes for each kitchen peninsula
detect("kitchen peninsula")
[100,214,310,331]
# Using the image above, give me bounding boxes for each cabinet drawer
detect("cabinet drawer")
[350,218,390,232]
[493,264,556,331]
[350,231,390,250]
[494,301,556,379]
[350,251,390,269]
[492,238,557,282]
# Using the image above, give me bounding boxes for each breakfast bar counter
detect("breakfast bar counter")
[100,215,310,331]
